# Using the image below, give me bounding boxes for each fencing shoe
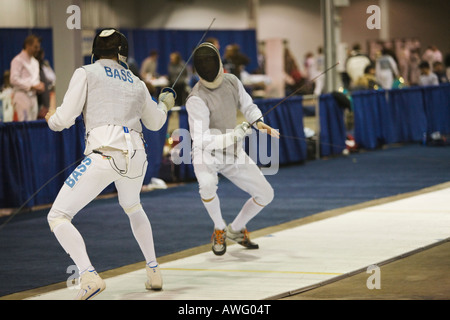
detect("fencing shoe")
[75,270,106,300]
[226,224,259,249]
[211,228,227,256]
[145,264,163,290]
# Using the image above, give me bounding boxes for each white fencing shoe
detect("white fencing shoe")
[75,270,106,300]
[145,264,163,290]
[211,228,227,256]
[226,224,259,249]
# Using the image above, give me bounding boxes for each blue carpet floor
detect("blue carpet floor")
[1,143,450,296]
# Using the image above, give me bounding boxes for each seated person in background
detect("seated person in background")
[353,65,380,90]
[432,61,449,84]
[419,61,439,86]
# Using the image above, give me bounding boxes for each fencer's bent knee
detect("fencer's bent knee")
[254,185,274,207]
[47,209,72,232]
[123,203,143,215]
[198,175,218,200]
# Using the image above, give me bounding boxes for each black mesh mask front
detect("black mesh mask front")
[193,44,221,83]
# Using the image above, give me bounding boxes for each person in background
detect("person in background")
[9,34,45,121]
[409,48,422,86]
[140,49,159,81]
[375,48,399,90]
[354,64,380,90]
[0,70,14,122]
[422,45,443,69]
[222,44,250,80]
[35,48,56,119]
[168,51,188,106]
[346,43,372,89]
[432,61,449,84]
[419,61,439,86]
[205,37,220,51]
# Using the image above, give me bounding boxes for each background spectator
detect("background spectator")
[0,70,14,122]
[140,50,159,81]
[409,48,422,86]
[167,51,188,106]
[419,61,439,86]
[354,64,380,90]
[422,45,443,68]
[375,48,399,89]
[432,61,449,84]
[346,43,372,90]
[222,44,250,79]
[9,34,45,121]
[35,48,56,119]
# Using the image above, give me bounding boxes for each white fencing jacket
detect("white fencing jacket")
[48,59,167,155]
[186,73,262,157]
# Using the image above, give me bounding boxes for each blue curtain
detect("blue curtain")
[388,87,428,143]
[319,94,346,157]
[352,84,450,149]
[422,84,450,135]
[254,96,307,165]
[0,28,53,87]
[0,118,84,208]
[352,90,396,149]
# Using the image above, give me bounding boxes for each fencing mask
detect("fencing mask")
[193,42,224,89]
[92,28,129,69]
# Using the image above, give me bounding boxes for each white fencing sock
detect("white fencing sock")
[231,198,264,231]
[202,196,226,230]
[127,209,157,266]
[52,222,93,274]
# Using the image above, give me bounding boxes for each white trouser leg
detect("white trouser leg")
[114,153,158,265]
[47,151,148,272]
[192,155,225,229]
[220,152,274,230]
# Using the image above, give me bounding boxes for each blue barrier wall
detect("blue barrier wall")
[1,84,449,208]
[352,84,450,149]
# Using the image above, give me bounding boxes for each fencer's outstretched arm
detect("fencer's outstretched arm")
[46,68,87,131]
[140,82,171,131]
[236,78,279,138]
[236,78,263,126]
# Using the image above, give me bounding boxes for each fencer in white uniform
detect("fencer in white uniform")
[185,42,279,256]
[45,29,175,300]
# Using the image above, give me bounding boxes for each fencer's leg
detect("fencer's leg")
[221,154,275,249]
[231,198,267,232]
[202,195,226,230]
[115,151,161,289]
[47,154,114,298]
[120,202,162,290]
[194,162,225,229]
[194,161,227,255]
[222,155,274,231]
[48,211,93,274]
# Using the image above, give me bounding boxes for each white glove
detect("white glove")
[158,89,175,112]
[211,122,252,150]
[233,122,252,142]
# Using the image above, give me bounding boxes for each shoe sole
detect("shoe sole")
[78,282,106,300]
[85,286,105,300]
[145,282,163,291]
[227,236,259,249]
[212,242,227,255]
